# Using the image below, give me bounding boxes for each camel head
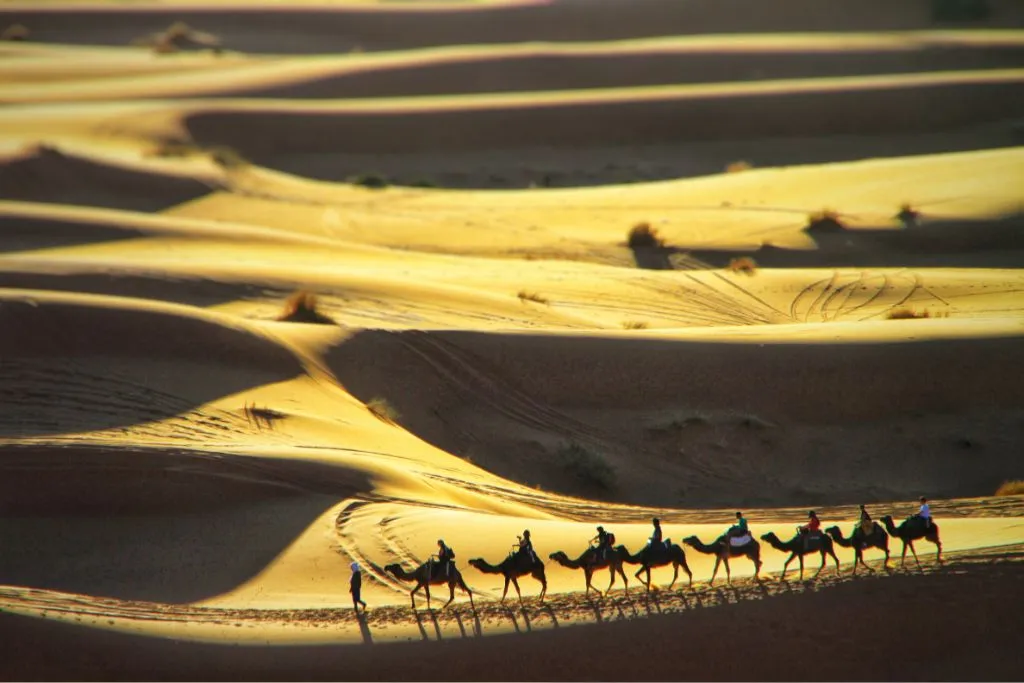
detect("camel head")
[383,563,403,577]
[760,532,779,543]
[825,525,841,536]
[548,551,569,563]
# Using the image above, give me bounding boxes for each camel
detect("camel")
[468,551,547,603]
[384,560,475,609]
[760,530,840,580]
[825,523,890,573]
[880,515,942,567]
[623,542,693,591]
[682,534,762,585]
[548,545,630,596]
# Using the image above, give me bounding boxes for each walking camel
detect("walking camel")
[548,545,631,596]
[384,560,475,609]
[825,523,890,573]
[682,534,762,585]
[760,530,840,580]
[468,552,547,603]
[623,542,693,591]
[880,515,942,567]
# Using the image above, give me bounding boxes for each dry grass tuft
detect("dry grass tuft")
[135,21,222,54]
[622,320,648,330]
[995,480,1024,496]
[1,23,30,41]
[727,256,758,275]
[805,209,846,233]
[348,172,390,189]
[627,222,664,249]
[896,203,922,227]
[725,160,753,173]
[367,397,400,424]
[244,403,286,431]
[277,291,335,325]
[209,145,249,169]
[518,290,550,305]
[887,307,931,320]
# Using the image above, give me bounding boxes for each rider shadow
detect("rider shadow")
[356,612,374,646]
[584,595,604,624]
[539,604,560,628]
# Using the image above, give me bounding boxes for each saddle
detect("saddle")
[728,533,752,547]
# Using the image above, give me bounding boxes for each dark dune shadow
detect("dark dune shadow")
[0,297,305,437]
[689,212,1024,270]
[0,270,269,309]
[11,1,1024,54]
[0,147,216,212]
[213,46,1024,100]
[629,244,680,270]
[0,213,147,254]
[0,486,356,603]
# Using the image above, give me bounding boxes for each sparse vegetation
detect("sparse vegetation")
[887,307,931,320]
[209,145,249,169]
[995,480,1024,496]
[1,23,29,41]
[277,291,335,325]
[622,320,648,330]
[348,172,390,189]
[627,222,664,249]
[725,160,753,173]
[367,397,400,424]
[727,256,758,275]
[896,203,921,227]
[244,403,286,431]
[517,290,550,305]
[557,442,616,490]
[805,209,846,233]
[133,21,222,54]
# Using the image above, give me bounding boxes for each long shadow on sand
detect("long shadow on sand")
[0,297,306,438]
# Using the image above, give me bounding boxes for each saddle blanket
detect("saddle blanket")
[729,534,752,547]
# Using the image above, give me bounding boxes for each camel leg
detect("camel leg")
[781,554,794,580]
[424,582,432,608]
[831,549,840,575]
[534,570,547,602]
[798,554,805,581]
[500,577,510,603]
[584,568,596,596]
[619,566,630,594]
[900,541,909,567]
[605,566,616,594]
[724,555,732,584]
[668,564,678,590]
[931,535,943,563]
[511,576,523,603]
[709,557,720,585]
[461,579,475,609]
[908,541,921,569]
[444,581,456,608]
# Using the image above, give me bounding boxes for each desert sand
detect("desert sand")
[1,0,1023,680]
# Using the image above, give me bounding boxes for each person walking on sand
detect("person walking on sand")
[350,562,367,612]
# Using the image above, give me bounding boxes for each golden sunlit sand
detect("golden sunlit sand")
[1,0,1023,680]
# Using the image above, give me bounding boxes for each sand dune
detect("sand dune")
[2,0,1023,680]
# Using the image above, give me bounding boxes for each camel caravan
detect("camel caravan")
[381,499,941,609]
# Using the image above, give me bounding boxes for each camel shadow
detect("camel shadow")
[539,604,560,628]
[584,594,605,624]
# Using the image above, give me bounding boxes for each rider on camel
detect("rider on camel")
[517,529,537,563]
[647,517,664,550]
[915,496,932,530]
[800,510,821,549]
[591,526,612,561]
[726,511,749,543]
[436,539,455,578]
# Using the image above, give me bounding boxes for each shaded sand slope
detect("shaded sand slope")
[6,0,1024,54]
[2,553,1022,681]
[6,34,1024,103]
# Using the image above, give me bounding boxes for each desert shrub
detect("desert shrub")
[805,209,845,233]
[367,397,400,424]
[627,222,664,249]
[348,172,389,189]
[244,403,286,431]
[277,291,335,324]
[517,290,549,305]
[1,23,29,41]
[135,21,222,53]
[995,480,1024,496]
[887,307,931,320]
[622,320,648,329]
[209,145,248,169]
[896,203,921,226]
[557,442,616,490]
[931,0,990,21]
[727,256,758,275]
[725,160,752,173]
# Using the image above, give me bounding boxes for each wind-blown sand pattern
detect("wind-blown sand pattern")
[1,0,1023,680]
